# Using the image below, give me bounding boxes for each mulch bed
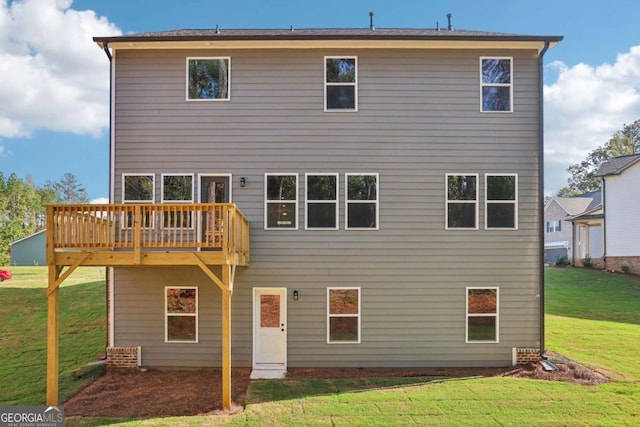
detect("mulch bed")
[64,358,609,418]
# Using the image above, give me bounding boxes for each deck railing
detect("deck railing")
[46,203,249,264]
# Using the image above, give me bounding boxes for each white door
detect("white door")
[253,288,287,367]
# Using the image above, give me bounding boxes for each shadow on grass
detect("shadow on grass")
[247,374,479,404]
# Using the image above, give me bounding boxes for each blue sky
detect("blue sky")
[2,0,640,200]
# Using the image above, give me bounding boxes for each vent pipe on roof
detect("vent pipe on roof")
[290,25,294,31]
[369,11,375,30]
[447,13,453,31]
[215,24,220,34]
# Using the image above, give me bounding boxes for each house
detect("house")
[10,230,46,266]
[44,24,562,407]
[543,192,602,265]
[594,153,640,273]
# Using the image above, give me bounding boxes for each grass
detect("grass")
[0,266,106,405]
[3,266,640,425]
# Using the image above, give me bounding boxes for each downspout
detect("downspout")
[601,177,607,271]
[101,41,114,348]
[538,40,551,360]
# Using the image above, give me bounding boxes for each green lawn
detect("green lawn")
[0,266,106,405]
[3,266,639,425]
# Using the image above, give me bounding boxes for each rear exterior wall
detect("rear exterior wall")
[112,47,542,368]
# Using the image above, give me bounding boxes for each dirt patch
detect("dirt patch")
[64,368,251,418]
[65,357,608,418]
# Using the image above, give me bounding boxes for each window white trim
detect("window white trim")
[122,173,155,203]
[465,286,499,344]
[480,56,513,113]
[186,56,231,101]
[264,173,299,230]
[445,173,479,230]
[305,173,339,230]
[485,173,518,230]
[165,286,199,343]
[161,173,195,203]
[345,173,379,230]
[327,287,361,344]
[547,220,561,233]
[324,56,358,112]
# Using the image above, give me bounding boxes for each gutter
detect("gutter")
[538,40,551,360]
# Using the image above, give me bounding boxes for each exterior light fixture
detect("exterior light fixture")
[240,177,246,187]
[293,290,299,300]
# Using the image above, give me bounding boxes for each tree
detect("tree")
[556,119,640,195]
[48,173,89,203]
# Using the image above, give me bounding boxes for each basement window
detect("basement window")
[165,287,198,343]
[325,57,357,111]
[466,287,499,343]
[481,57,512,112]
[327,287,361,344]
[187,57,230,101]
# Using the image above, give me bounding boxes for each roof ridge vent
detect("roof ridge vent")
[369,11,375,30]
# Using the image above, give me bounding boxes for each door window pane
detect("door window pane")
[260,295,280,328]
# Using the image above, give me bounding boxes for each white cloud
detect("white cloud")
[544,46,640,194]
[90,197,109,204]
[0,0,121,139]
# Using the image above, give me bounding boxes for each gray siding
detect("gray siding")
[112,47,542,367]
[10,231,46,266]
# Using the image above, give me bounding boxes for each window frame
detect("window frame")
[485,173,518,230]
[465,286,499,344]
[122,173,155,229]
[165,286,199,344]
[264,173,299,230]
[547,220,561,233]
[345,173,379,230]
[305,173,339,230]
[122,173,155,203]
[445,173,479,230]
[480,57,513,113]
[324,56,358,112]
[327,287,361,344]
[161,173,195,230]
[186,56,231,102]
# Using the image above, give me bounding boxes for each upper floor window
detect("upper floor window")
[265,174,298,230]
[446,174,478,229]
[485,174,518,229]
[547,220,561,233]
[306,174,338,230]
[162,174,194,229]
[123,174,154,203]
[346,173,378,229]
[162,174,194,203]
[481,57,512,112]
[325,57,357,111]
[187,57,230,101]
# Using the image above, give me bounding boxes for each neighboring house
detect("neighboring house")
[9,230,46,266]
[543,192,602,265]
[594,153,640,273]
[44,25,562,407]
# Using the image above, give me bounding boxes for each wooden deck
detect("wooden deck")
[45,203,250,409]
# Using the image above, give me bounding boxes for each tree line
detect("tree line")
[0,172,88,265]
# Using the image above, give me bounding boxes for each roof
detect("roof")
[550,197,594,216]
[94,27,562,49]
[9,229,46,246]
[594,154,640,177]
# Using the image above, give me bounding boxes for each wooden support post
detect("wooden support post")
[46,265,60,406]
[133,205,141,264]
[221,265,232,409]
